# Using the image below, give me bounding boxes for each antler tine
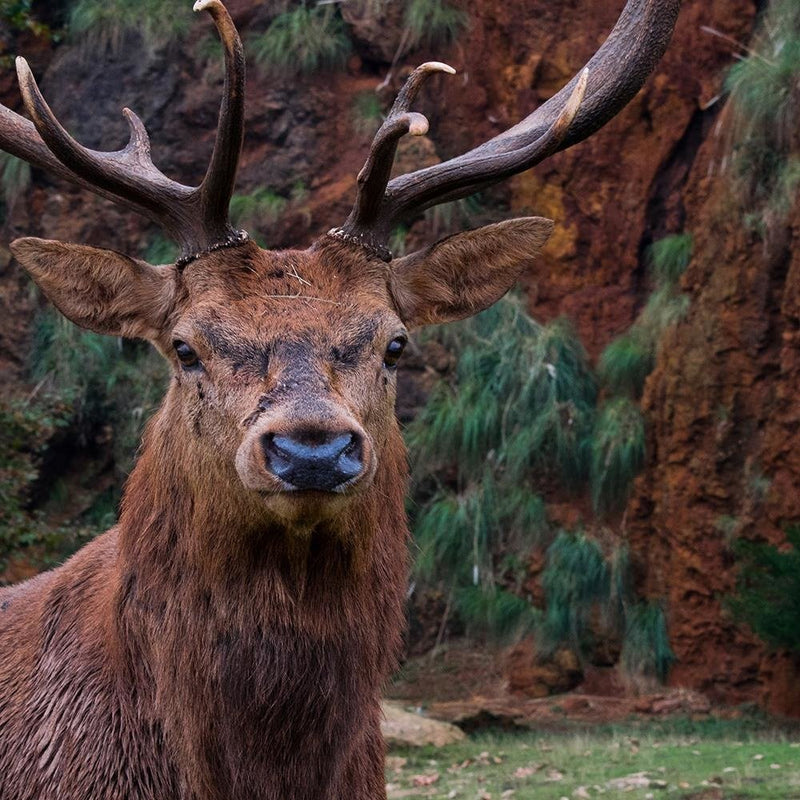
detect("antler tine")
[0,0,246,263]
[337,0,681,255]
[194,0,246,233]
[332,62,455,260]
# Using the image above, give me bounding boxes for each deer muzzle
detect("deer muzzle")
[261,430,364,491]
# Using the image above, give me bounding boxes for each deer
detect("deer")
[0,1,679,798]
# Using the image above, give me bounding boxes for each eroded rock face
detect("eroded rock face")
[506,638,583,698]
[627,127,800,716]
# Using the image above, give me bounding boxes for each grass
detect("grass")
[403,0,468,50]
[597,333,653,399]
[249,4,351,76]
[29,307,168,482]
[68,0,189,53]
[728,526,800,653]
[0,0,51,40]
[599,233,691,399]
[724,0,800,227]
[0,151,31,208]
[539,531,609,656]
[386,718,800,799]
[352,90,384,136]
[590,397,646,515]
[1,306,168,575]
[647,233,693,287]
[229,187,289,235]
[406,296,597,640]
[143,232,179,265]
[620,601,675,684]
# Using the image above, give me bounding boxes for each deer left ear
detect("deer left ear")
[11,237,176,342]
[388,217,554,328]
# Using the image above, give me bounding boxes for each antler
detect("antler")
[333,0,681,258]
[0,0,246,265]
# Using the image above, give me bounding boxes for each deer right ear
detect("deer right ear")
[11,238,177,343]
[388,217,554,328]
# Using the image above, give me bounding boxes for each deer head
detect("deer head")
[0,0,679,531]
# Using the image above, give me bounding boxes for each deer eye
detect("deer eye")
[173,340,200,369]
[383,336,407,369]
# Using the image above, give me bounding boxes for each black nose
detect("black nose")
[261,430,364,491]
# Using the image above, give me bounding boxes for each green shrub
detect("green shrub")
[0,152,31,208]
[68,0,189,52]
[30,307,168,478]
[597,332,653,398]
[728,526,800,652]
[229,187,289,235]
[539,531,609,655]
[0,0,51,39]
[590,397,646,514]
[408,297,597,487]
[647,233,693,287]
[143,232,179,265]
[725,0,800,224]
[598,232,690,401]
[620,601,675,682]
[407,296,596,640]
[424,195,485,237]
[250,4,351,76]
[455,585,540,641]
[352,90,383,136]
[404,0,468,50]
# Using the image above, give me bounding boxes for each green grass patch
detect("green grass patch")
[539,531,608,655]
[386,718,800,799]
[590,397,646,515]
[68,0,189,52]
[725,0,800,227]
[0,151,31,209]
[647,233,693,287]
[406,296,597,640]
[249,4,351,76]
[620,601,675,684]
[229,187,289,235]
[403,0,468,50]
[729,526,800,653]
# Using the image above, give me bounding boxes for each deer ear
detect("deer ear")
[388,217,554,328]
[11,238,176,341]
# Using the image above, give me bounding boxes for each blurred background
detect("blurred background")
[0,0,798,728]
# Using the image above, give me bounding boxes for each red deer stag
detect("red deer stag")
[0,1,679,798]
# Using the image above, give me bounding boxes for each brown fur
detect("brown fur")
[0,221,552,799]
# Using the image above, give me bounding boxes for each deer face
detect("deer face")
[12,219,552,526]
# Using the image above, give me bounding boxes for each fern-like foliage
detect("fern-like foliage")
[250,4,351,76]
[30,308,168,478]
[229,187,289,235]
[69,0,189,53]
[539,531,609,655]
[404,0,468,49]
[725,0,800,224]
[728,526,800,652]
[407,295,596,640]
[0,151,31,209]
[599,233,691,401]
[647,233,693,287]
[590,397,646,514]
[620,601,675,682]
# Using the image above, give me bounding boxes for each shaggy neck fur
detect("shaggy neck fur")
[114,390,410,799]
[0,386,409,800]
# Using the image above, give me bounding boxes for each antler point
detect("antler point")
[193,0,218,13]
[421,61,456,76]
